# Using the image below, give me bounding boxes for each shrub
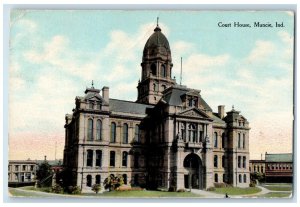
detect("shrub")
[177,189,185,192]
[51,184,63,194]
[168,186,177,192]
[103,174,124,191]
[249,182,256,187]
[92,184,101,194]
[214,183,227,188]
[66,186,81,194]
[207,187,215,191]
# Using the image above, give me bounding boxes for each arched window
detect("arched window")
[123,174,127,185]
[110,122,116,143]
[96,150,102,167]
[135,125,140,143]
[151,63,156,76]
[214,155,218,168]
[214,173,218,182]
[86,175,92,187]
[86,150,93,167]
[243,134,246,149]
[214,132,218,148]
[87,119,93,140]
[96,120,102,140]
[188,124,197,142]
[96,175,101,184]
[222,133,225,148]
[238,133,241,148]
[239,174,242,183]
[110,151,115,167]
[122,151,128,167]
[153,83,157,92]
[123,123,128,144]
[243,174,247,183]
[161,64,166,77]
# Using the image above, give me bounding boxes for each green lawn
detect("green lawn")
[257,192,292,198]
[213,187,261,195]
[8,188,54,197]
[262,185,292,191]
[83,190,201,198]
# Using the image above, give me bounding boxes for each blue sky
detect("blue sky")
[9,10,294,160]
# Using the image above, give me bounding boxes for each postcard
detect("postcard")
[7,9,294,200]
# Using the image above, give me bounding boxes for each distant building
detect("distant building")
[249,153,293,183]
[8,160,37,187]
[265,153,293,183]
[63,22,251,191]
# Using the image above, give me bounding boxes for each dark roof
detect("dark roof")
[109,99,154,115]
[162,85,212,111]
[265,153,292,162]
[144,26,170,52]
[211,113,226,124]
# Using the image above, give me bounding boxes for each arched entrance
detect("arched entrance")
[183,153,203,189]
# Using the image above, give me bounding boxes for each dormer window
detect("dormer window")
[96,103,101,110]
[188,98,193,107]
[88,102,94,109]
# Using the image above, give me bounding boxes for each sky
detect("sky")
[8,10,294,160]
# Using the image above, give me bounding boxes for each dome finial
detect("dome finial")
[154,17,161,32]
[157,16,159,27]
[91,80,94,89]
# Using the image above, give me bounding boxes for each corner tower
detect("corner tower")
[136,22,176,104]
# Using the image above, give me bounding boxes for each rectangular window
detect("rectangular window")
[238,156,241,168]
[243,134,246,149]
[134,153,139,168]
[15,165,19,171]
[238,133,241,148]
[86,150,93,167]
[243,156,246,168]
[222,156,225,168]
[22,165,26,171]
[110,151,115,167]
[214,155,218,168]
[96,150,102,167]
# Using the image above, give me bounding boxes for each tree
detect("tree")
[103,174,124,191]
[92,184,101,194]
[36,160,53,187]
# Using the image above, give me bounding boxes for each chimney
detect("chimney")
[102,86,109,104]
[218,105,225,119]
[44,155,47,161]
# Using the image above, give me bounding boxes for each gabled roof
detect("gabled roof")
[211,113,226,124]
[109,99,154,115]
[162,85,212,111]
[178,107,211,119]
[265,153,293,162]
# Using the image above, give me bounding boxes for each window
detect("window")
[134,174,139,185]
[238,133,241,148]
[86,175,92,187]
[30,165,34,171]
[96,175,101,184]
[214,132,218,148]
[134,153,139,168]
[238,156,241,168]
[222,156,225,168]
[239,174,242,183]
[15,165,19,171]
[153,83,157,92]
[188,98,193,107]
[261,166,264,173]
[254,165,256,172]
[151,63,156,75]
[22,165,26,171]
[110,151,115,167]
[96,150,102,167]
[243,174,247,183]
[214,155,218,168]
[214,173,218,182]
[162,85,166,91]
[188,124,197,142]
[87,119,93,141]
[222,133,225,148]
[243,156,246,168]
[223,174,226,182]
[89,102,94,109]
[123,174,127,184]
[161,64,166,77]
[96,120,102,140]
[243,134,246,149]
[135,125,140,142]
[192,98,198,107]
[87,150,93,167]
[122,151,128,167]
[123,123,128,144]
[110,122,116,143]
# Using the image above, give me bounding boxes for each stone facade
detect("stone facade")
[63,23,250,191]
[8,160,37,185]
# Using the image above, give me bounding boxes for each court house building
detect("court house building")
[63,23,250,191]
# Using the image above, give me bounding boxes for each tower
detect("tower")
[136,22,176,104]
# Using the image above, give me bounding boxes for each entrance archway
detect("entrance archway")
[183,153,203,189]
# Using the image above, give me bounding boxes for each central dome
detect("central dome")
[143,25,171,52]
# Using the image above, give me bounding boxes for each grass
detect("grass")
[213,187,261,195]
[257,192,292,198]
[83,190,201,198]
[262,185,292,191]
[8,188,54,197]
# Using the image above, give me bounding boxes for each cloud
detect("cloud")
[246,40,276,63]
